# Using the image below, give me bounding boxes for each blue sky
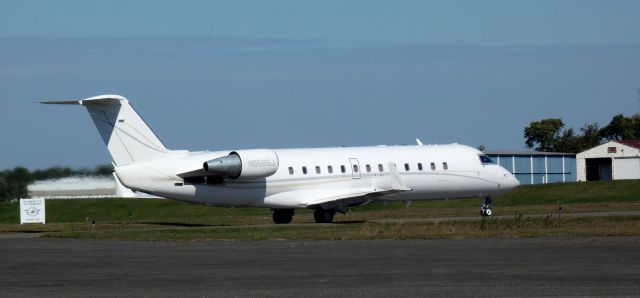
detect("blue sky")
[2,1,640,45]
[1,1,640,169]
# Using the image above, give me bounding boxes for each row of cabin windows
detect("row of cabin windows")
[287,162,448,175]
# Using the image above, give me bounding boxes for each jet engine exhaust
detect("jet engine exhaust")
[203,149,279,180]
[203,154,242,179]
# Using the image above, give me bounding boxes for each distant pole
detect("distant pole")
[636,88,640,113]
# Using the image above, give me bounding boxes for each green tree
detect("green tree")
[632,114,640,137]
[553,128,578,153]
[0,167,32,201]
[524,119,564,151]
[93,164,114,176]
[31,166,74,181]
[524,119,605,153]
[576,123,602,151]
[0,174,9,200]
[601,114,637,140]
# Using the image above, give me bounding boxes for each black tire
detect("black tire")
[485,208,493,216]
[272,209,294,224]
[314,208,336,223]
[480,208,493,217]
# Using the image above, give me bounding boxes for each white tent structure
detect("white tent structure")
[576,140,640,181]
[28,174,160,199]
[28,176,116,199]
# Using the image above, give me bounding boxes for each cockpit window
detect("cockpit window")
[479,155,495,164]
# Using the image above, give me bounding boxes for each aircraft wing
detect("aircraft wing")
[304,187,408,209]
[264,186,410,209]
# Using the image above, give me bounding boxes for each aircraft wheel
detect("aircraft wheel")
[480,197,493,217]
[272,209,294,224]
[313,208,336,223]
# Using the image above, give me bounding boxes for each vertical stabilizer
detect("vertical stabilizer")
[42,95,169,166]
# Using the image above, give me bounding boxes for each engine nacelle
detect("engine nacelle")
[203,149,279,180]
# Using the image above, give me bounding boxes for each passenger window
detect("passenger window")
[366,164,371,172]
[418,163,423,171]
[288,167,294,175]
[404,163,410,171]
[430,162,436,171]
[315,166,321,174]
[353,165,359,173]
[443,162,448,170]
[341,165,346,173]
[302,166,307,175]
[328,165,333,174]
[378,164,383,172]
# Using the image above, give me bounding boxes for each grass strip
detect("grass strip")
[38,215,640,241]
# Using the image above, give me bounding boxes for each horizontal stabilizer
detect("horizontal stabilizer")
[40,95,126,106]
[39,100,81,105]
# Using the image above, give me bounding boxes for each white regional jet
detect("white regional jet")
[43,95,519,224]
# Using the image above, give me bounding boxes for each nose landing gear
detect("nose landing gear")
[481,197,493,217]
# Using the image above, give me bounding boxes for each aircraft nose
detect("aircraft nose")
[504,174,520,189]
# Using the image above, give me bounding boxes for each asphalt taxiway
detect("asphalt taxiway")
[1,237,639,297]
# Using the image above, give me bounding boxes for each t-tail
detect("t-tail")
[41,95,170,166]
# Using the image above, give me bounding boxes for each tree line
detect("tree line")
[524,114,640,153]
[0,165,113,201]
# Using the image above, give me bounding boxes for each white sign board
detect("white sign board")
[20,197,46,224]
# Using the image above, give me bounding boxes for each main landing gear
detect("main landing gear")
[481,197,493,217]
[313,208,336,223]
[271,208,340,224]
[272,209,294,224]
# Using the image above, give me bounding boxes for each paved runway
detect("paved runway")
[1,237,639,297]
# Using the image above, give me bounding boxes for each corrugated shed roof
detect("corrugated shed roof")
[616,140,640,149]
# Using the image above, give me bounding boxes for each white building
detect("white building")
[576,140,640,181]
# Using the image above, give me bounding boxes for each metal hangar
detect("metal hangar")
[485,151,576,185]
